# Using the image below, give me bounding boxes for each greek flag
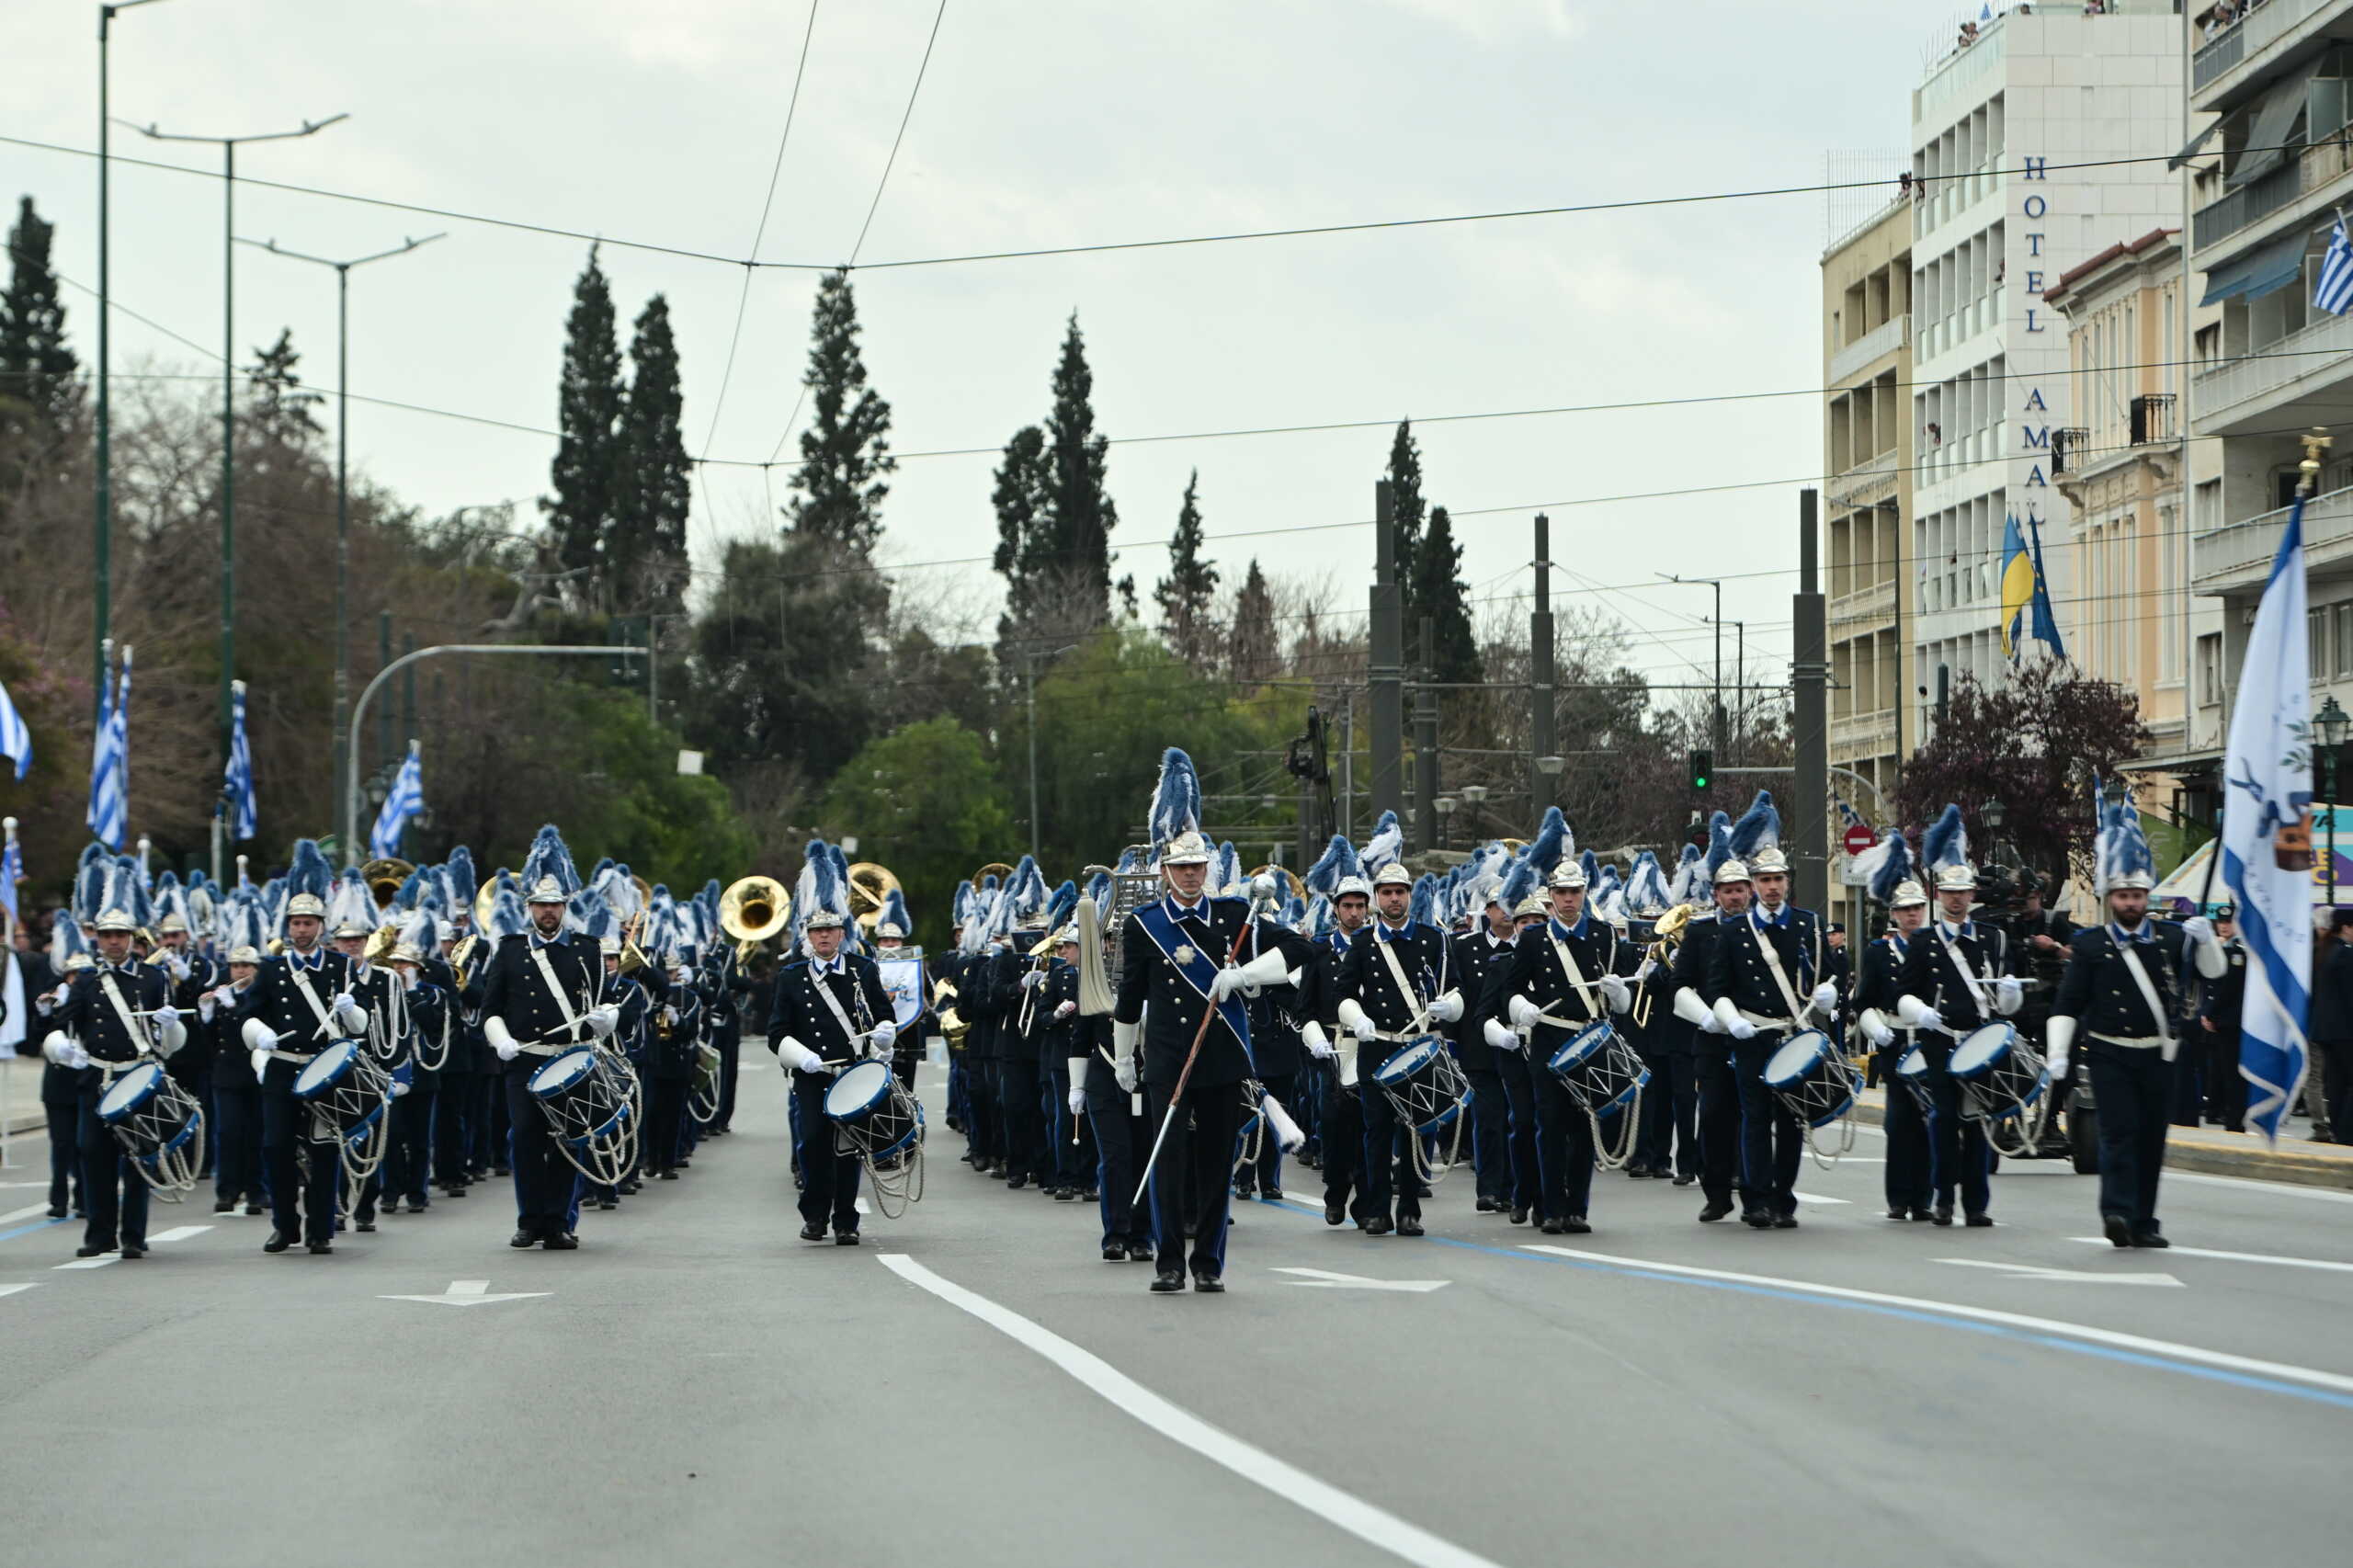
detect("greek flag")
[1,829,21,927]
[2315,217,2353,317]
[2219,493,2313,1146]
[0,675,30,780]
[222,679,256,841]
[369,739,425,858]
[85,645,130,851]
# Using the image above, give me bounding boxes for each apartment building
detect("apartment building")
[1822,199,1913,815]
[1907,5,2187,739]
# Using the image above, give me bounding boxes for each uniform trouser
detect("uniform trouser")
[1667,1051,1702,1179]
[947,1057,969,1128]
[1146,1079,1243,1277]
[43,1095,83,1214]
[647,1076,687,1172]
[2169,1039,2205,1126]
[892,1052,919,1093]
[713,1025,741,1131]
[1881,1065,1932,1211]
[1926,1069,1992,1215]
[2324,1040,2353,1143]
[384,1085,436,1202]
[76,1086,147,1250]
[1732,1040,1802,1216]
[1461,1067,1509,1202]
[1531,1070,1597,1221]
[1696,1048,1745,1204]
[503,1068,579,1239]
[792,1074,862,1232]
[1321,1081,1365,1214]
[998,1059,1040,1180]
[1046,1064,1088,1189]
[1234,1072,1289,1194]
[262,1075,340,1244]
[2200,1028,2245,1130]
[433,1074,472,1186]
[1359,1076,1420,1221]
[1491,1049,1540,1210]
[2087,1044,2171,1229]
[966,1059,999,1163]
[1089,1099,1149,1246]
[1632,1049,1674,1171]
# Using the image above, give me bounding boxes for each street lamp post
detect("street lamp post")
[244,233,445,844]
[2319,696,2349,905]
[1657,573,1726,755]
[1982,795,2007,882]
[1433,792,1459,850]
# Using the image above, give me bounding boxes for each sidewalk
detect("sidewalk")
[1854,1085,2353,1192]
[0,1053,46,1139]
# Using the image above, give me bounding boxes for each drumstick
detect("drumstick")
[1131,896,1262,1210]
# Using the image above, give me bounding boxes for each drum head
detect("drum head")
[529,1048,597,1096]
[1949,1024,2015,1079]
[1763,1030,1832,1088]
[1894,1046,1928,1081]
[97,1062,163,1120]
[825,1060,892,1119]
[1547,1021,1611,1074]
[293,1040,357,1098]
[1373,1036,1441,1085]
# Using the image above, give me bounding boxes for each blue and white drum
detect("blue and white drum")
[1369,1034,1470,1136]
[292,1039,392,1143]
[527,1046,635,1185]
[1545,1020,1650,1117]
[1947,1021,2047,1122]
[97,1061,201,1157]
[1893,1044,1935,1117]
[1761,1028,1859,1129]
[824,1059,923,1164]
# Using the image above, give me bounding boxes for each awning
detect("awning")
[2230,74,2309,187]
[2168,118,2222,171]
[2200,227,2309,305]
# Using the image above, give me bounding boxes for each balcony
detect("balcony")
[1826,449,1899,511]
[1830,575,1897,630]
[2194,483,2353,594]
[1916,286,2006,367]
[1830,709,1900,763]
[2193,134,2353,255]
[2193,0,2343,106]
[2191,303,2353,434]
[1829,312,1910,387]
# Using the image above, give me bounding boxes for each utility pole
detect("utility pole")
[1657,572,1726,755]
[1414,615,1440,856]
[1529,514,1557,820]
[1369,481,1405,835]
[1793,489,1830,908]
[244,233,445,858]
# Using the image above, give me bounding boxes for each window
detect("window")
[2198,632,2223,707]
[2160,504,2184,682]
[2336,601,2353,678]
[2313,606,2333,683]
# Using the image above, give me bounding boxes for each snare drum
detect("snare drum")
[1760,1028,1859,1129]
[292,1040,392,1143]
[823,1059,924,1164]
[1545,1020,1650,1117]
[1893,1044,1934,1118]
[97,1061,203,1169]
[1368,1035,1470,1136]
[529,1046,632,1141]
[1947,1022,2048,1122]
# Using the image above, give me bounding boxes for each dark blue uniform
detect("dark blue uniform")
[2052,918,2199,1238]
[767,949,894,1238]
[1335,916,1454,1230]
[1897,919,2015,1220]
[1449,924,1521,1210]
[1671,911,1744,1213]
[233,946,354,1248]
[475,931,603,1243]
[1704,902,1847,1223]
[1483,912,1631,1228]
[51,958,172,1253]
[1856,930,1929,1217]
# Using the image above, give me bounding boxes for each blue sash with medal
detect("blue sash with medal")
[1130,896,1256,1072]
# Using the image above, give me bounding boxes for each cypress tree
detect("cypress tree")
[1228,558,1278,686]
[614,293,692,618]
[1154,470,1218,669]
[544,247,624,600]
[991,424,1052,639]
[1409,504,1482,683]
[0,197,78,428]
[784,269,895,553]
[1383,419,1427,624]
[1044,312,1117,625]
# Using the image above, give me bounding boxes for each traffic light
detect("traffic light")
[1689,748,1712,791]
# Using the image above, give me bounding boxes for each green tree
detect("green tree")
[1154,470,1218,669]
[611,293,691,619]
[1228,558,1277,686]
[784,269,895,553]
[1409,504,1482,683]
[686,533,882,782]
[544,247,624,599]
[1,196,78,431]
[1045,312,1118,619]
[1383,419,1427,618]
[991,422,1053,648]
[819,717,1017,949]
[245,328,323,449]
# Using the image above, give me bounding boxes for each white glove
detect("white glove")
[241,1018,279,1054]
[332,994,368,1035]
[484,1015,521,1062]
[1209,965,1248,1003]
[1861,1013,1895,1049]
[1895,994,1942,1035]
[1068,1085,1087,1117]
[1915,1007,1945,1036]
[212,984,239,1008]
[1334,998,1372,1039]
[153,1013,187,1058]
[1810,982,1839,1013]
[1671,988,1720,1033]
[1019,969,1048,992]
[2043,1016,2075,1082]
[1506,994,1542,1028]
[1711,996,1756,1040]
[1052,999,1077,1020]
[1301,1020,1336,1060]
[1724,1016,1757,1040]
[251,1048,272,1080]
[1114,1056,1138,1094]
[777,1036,826,1074]
[2182,916,2215,948]
[1483,1017,1519,1051]
[1427,990,1464,1025]
[1994,977,2023,1017]
[1599,974,1632,1015]
[389,1077,411,1098]
[869,1020,899,1053]
[41,1031,76,1066]
[198,995,218,1025]
[585,1003,620,1040]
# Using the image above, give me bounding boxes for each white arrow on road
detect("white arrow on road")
[1935,1257,2182,1287]
[1270,1267,1450,1293]
[379,1278,551,1308]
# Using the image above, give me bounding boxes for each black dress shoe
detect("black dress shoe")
[1539,1217,1565,1235]
[510,1229,539,1248]
[74,1244,110,1258]
[492,1165,510,1177]
[1082,1187,1099,1201]
[264,1232,292,1254]
[46,1206,66,1220]
[1885,1205,1908,1221]
[542,1233,578,1250]
[1053,1187,1076,1201]
[1772,1215,1798,1230]
[119,1244,145,1259]
[244,1202,264,1216]
[800,1221,826,1241]
[1908,1206,1936,1222]
[1363,1216,1394,1236]
[1964,1212,1994,1228]
[2103,1213,2133,1248]
[1474,1195,1498,1213]
[1103,1244,1127,1262]
[1397,1216,1425,1237]
[1562,1216,1592,1234]
[356,1220,376,1233]
[597,1198,619,1210]
[835,1231,860,1246]
[1260,1186,1283,1201]
[1150,1270,1186,1293]
[307,1240,334,1255]
[1233,1183,1255,1200]
[1671,1174,1697,1187]
[1006,1174,1029,1191]
[1508,1207,1529,1225]
[1931,1207,1954,1227]
[2132,1228,2170,1248]
[214,1199,234,1214]
[1699,1199,1734,1222]
[1191,1273,1225,1294]
[1324,1201,1347,1226]
[1742,1211,1773,1230]
[1626,1166,1654,1180]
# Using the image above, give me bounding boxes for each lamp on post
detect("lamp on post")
[2318,695,2349,904]
[1433,792,1459,850]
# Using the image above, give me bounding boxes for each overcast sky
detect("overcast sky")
[9,0,1938,690]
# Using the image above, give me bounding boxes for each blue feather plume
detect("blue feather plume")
[1149,748,1201,846]
[1729,791,1779,858]
[1525,807,1569,877]
[1922,802,1969,874]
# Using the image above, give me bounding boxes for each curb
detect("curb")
[1852,1087,2353,1193]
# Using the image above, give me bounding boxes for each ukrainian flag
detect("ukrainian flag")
[1998,514,2066,665]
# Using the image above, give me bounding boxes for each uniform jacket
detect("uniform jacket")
[1482,913,1631,1062]
[233,947,355,1062]
[475,932,603,1075]
[1333,916,1454,1075]
[1449,925,1520,1072]
[1112,892,1313,1090]
[1896,919,2014,1037]
[2051,920,2193,1040]
[52,959,171,1088]
[767,950,894,1082]
[1704,903,1847,1028]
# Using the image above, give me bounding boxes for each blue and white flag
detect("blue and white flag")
[0,675,30,781]
[0,824,22,928]
[85,645,130,851]
[222,678,256,841]
[369,739,425,858]
[2315,217,2353,317]
[2220,494,2313,1146]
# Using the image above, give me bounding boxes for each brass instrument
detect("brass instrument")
[1076,846,1159,1016]
[362,921,404,967]
[720,874,792,966]
[616,910,651,975]
[973,861,1015,887]
[1246,863,1307,905]
[1628,903,1694,1029]
[472,878,501,936]
[847,861,901,933]
[361,857,415,910]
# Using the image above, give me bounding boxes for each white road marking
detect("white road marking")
[0,1283,36,1300]
[2166,1170,2353,1205]
[1271,1267,1450,1293]
[880,1253,1506,1568]
[1526,1245,2353,1398]
[51,1223,211,1268]
[2068,1237,2353,1274]
[856,1197,870,1215]
[1933,1256,2182,1287]
[1790,1190,1850,1206]
[0,1203,54,1226]
[379,1278,551,1307]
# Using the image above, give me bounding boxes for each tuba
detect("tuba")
[361,857,415,911]
[847,861,901,933]
[721,875,792,966]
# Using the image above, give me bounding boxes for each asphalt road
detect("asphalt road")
[2,1067,2347,1568]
